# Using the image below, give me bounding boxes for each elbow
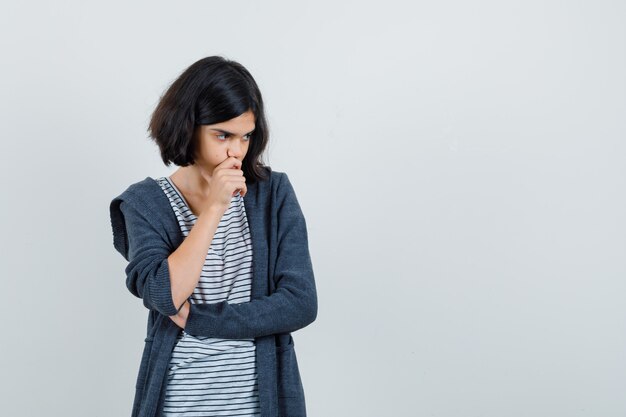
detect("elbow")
[301,292,318,327]
[301,274,318,326]
[125,268,179,317]
[287,287,318,331]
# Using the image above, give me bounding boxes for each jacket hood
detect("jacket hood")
[109,176,173,261]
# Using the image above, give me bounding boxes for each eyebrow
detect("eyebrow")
[209,128,255,136]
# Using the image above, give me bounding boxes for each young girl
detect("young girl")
[109,56,318,417]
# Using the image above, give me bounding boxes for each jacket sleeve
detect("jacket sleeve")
[118,200,181,317]
[183,173,318,339]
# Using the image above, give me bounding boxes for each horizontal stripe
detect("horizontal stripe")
[157,177,260,416]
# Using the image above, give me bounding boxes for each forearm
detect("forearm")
[183,287,317,339]
[168,205,224,310]
[170,282,317,337]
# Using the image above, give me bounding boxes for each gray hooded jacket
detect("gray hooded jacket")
[109,167,318,417]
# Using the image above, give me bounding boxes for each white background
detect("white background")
[1,1,624,416]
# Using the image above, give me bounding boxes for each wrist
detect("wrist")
[200,203,225,218]
[179,300,190,321]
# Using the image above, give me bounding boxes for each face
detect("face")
[193,109,255,175]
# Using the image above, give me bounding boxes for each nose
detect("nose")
[227,139,244,159]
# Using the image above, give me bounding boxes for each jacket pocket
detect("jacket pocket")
[276,335,306,416]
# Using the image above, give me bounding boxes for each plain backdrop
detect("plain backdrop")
[1,1,624,416]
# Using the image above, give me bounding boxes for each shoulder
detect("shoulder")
[268,168,287,185]
[109,176,177,259]
[110,176,168,213]
[249,166,292,196]
[266,169,299,200]
[120,176,162,202]
[254,165,285,184]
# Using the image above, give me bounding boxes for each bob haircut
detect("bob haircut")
[148,56,270,184]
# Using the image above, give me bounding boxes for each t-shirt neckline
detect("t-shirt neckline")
[165,176,198,218]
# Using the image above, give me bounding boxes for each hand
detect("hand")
[198,157,247,213]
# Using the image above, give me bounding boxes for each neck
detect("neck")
[178,165,213,197]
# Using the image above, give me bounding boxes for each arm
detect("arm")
[183,173,318,339]
[120,201,182,317]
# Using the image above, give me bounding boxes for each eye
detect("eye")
[216,133,229,140]
[243,133,253,141]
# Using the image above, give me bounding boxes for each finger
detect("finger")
[232,180,247,197]
[218,156,239,170]
[229,157,242,169]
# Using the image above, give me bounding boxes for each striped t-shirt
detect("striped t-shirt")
[156,176,261,417]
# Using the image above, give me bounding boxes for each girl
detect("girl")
[109,56,318,417]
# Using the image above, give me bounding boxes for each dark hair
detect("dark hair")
[148,56,270,184]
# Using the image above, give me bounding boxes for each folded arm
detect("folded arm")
[120,201,181,317]
[183,173,318,339]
